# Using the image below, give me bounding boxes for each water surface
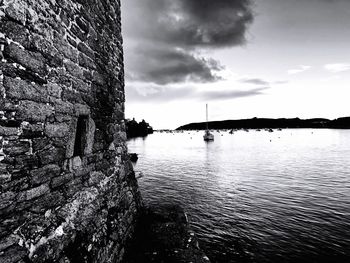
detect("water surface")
[127,129,350,263]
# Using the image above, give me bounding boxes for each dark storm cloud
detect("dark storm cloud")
[122,0,254,84]
[125,0,254,47]
[127,46,224,85]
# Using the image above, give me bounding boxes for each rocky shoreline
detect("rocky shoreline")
[123,204,211,263]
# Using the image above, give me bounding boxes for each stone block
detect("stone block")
[78,42,94,59]
[83,69,93,81]
[0,191,16,210]
[3,43,48,76]
[3,76,49,103]
[29,34,64,67]
[92,71,106,86]
[37,146,65,165]
[53,99,75,115]
[59,9,70,26]
[74,103,90,116]
[4,3,27,24]
[51,173,72,189]
[54,115,72,123]
[46,83,62,98]
[87,34,99,53]
[113,106,125,121]
[53,38,78,62]
[1,61,48,85]
[0,172,11,185]
[70,23,87,41]
[21,123,44,138]
[0,20,30,48]
[62,88,84,104]
[0,244,28,263]
[66,156,82,171]
[78,52,96,70]
[17,100,54,122]
[67,35,77,48]
[0,126,18,136]
[64,59,84,79]
[81,93,95,106]
[64,177,83,197]
[72,78,90,93]
[30,164,61,186]
[3,140,31,157]
[29,191,65,213]
[95,159,110,172]
[76,17,89,33]
[115,131,127,144]
[1,176,30,193]
[0,236,19,252]
[18,184,50,201]
[32,138,50,152]
[92,129,105,152]
[13,154,39,170]
[45,122,70,138]
[47,68,72,87]
[88,171,106,186]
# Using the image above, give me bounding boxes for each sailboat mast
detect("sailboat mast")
[206,104,208,131]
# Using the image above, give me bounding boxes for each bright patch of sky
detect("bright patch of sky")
[122,0,350,129]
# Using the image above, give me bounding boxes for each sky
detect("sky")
[121,0,350,129]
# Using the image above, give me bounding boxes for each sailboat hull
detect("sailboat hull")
[203,132,214,141]
[204,104,214,141]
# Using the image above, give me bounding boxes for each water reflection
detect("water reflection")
[128,129,350,263]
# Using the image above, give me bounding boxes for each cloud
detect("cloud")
[127,82,268,103]
[122,0,254,85]
[201,87,268,101]
[126,45,224,85]
[239,78,288,86]
[324,63,350,73]
[287,65,312,75]
[240,78,270,86]
[126,83,195,103]
[273,80,289,85]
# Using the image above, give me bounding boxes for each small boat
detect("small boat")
[203,104,214,141]
[204,130,214,141]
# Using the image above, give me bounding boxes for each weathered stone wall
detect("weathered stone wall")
[0,0,141,262]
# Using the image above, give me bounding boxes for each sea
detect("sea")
[127,129,350,263]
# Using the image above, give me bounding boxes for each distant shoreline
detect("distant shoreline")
[176,117,350,130]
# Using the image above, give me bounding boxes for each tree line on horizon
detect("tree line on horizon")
[176,117,350,130]
[126,118,154,138]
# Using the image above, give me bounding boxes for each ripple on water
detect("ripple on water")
[128,129,350,263]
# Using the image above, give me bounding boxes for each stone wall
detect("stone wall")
[0,0,142,262]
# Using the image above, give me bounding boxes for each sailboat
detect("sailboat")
[203,104,214,141]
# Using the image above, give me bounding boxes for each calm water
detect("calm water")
[127,129,350,263]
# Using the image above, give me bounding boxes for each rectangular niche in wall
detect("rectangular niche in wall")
[73,115,88,157]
